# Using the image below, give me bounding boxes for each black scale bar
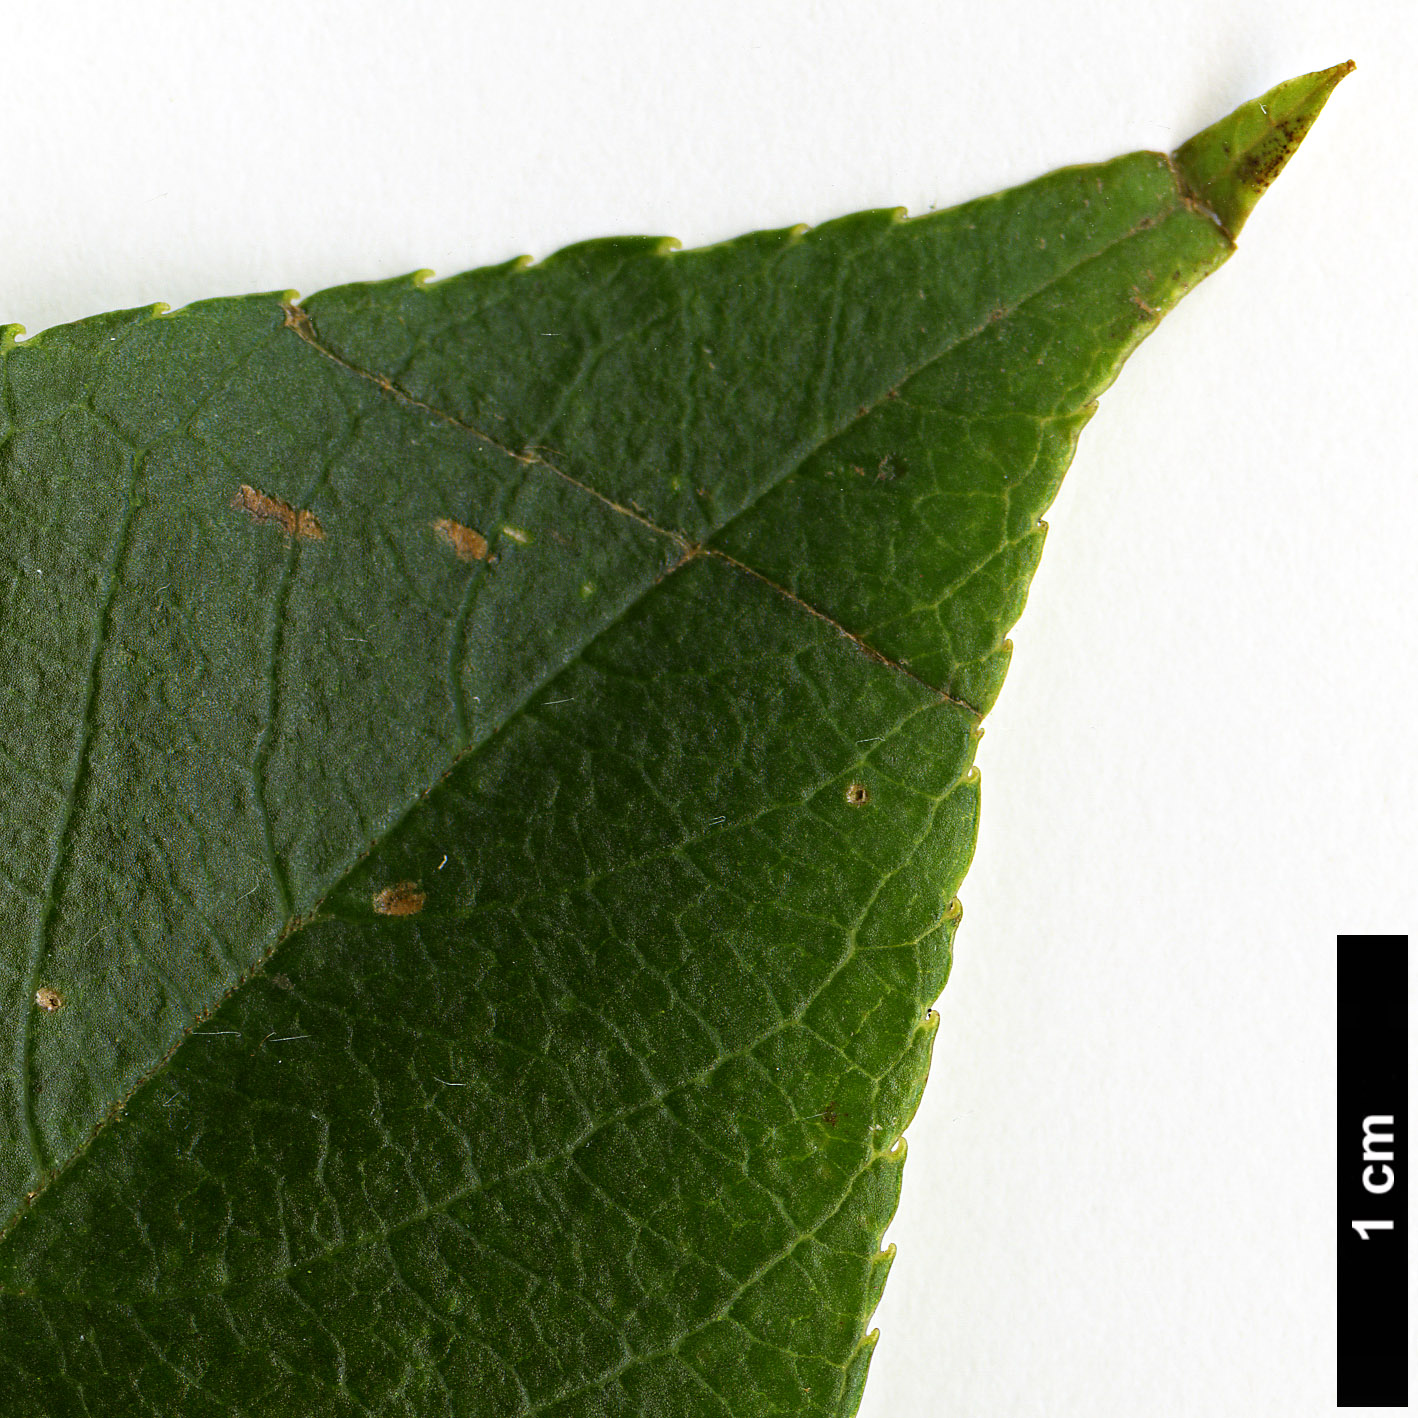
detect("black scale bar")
[1337,934,1408,1407]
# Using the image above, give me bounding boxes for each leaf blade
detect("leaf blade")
[0,72,1342,1415]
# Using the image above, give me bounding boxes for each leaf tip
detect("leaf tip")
[1172,61,1354,239]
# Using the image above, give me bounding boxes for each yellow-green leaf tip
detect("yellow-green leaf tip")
[1172,61,1354,240]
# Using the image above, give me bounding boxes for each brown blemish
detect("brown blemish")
[34,987,63,1013]
[282,301,317,340]
[1235,116,1306,195]
[845,783,870,807]
[373,881,426,917]
[823,1101,839,1129]
[232,484,325,540]
[432,518,490,563]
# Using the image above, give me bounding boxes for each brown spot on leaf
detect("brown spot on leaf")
[282,301,316,339]
[232,484,324,540]
[373,881,426,917]
[845,783,870,806]
[823,1101,839,1129]
[34,987,63,1013]
[433,518,490,562]
[1235,117,1306,194]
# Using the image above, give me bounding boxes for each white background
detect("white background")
[3,3,1412,1415]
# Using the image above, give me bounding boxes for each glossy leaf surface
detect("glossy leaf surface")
[0,66,1347,1416]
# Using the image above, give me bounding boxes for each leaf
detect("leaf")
[0,66,1347,1415]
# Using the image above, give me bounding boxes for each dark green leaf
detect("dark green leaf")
[0,65,1347,1416]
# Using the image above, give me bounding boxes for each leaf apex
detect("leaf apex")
[1171,61,1353,239]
